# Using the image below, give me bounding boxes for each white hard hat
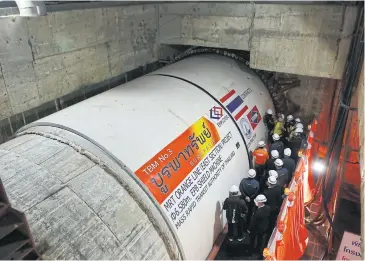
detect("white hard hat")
[295,127,304,133]
[254,194,267,203]
[268,175,277,185]
[284,148,292,157]
[295,123,304,129]
[272,133,280,141]
[287,115,294,121]
[295,118,301,123]
[248,169,256,178]
[269,170,278,179]
[274,159,284,167]
[258,140,266,147]
[230,185,239,194]
[271,150,279,159]
[267,109,273,115]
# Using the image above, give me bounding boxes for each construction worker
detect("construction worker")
[282,148,296,181]
[288,128,305,163]
[239,169,260,224]
[262,170,278,191]
[266,150,280,172]
[248,194,271,257]
[295,118,301,124]
[274,159,289,187]
[283,115,295,141]
[263,176,284,233]
[223,185,248,242]
[264,109,275,143]
[273,115,284,138]
[252,141,269,187]
[289,123,303,140]
[269,134,284,157]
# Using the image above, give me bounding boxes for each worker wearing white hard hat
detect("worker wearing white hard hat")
[287,125,306,164]
[295,127,304,133]
[295,123,304,129]
[267,175,277,186]
[248,194,271,254]
[274,159,289,187]
[223,185,248,241]
[283,148,296,181]
[268,170,278,179]
[240,169,260,203]
[229,185,239,195]
[284,115,296,140]
[295,118,301,123]
[239,169,260,230]
[289,125,304,141]
[265,150,279,173]
[258,140,266,148]
[263,175,285,232]
[286,115,294,122]
[269,133,284,157]
[264,109,275,143]
[253,141,269,187]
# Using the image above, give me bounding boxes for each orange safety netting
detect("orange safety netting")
[275,182,307,260]
[265,121,316,260]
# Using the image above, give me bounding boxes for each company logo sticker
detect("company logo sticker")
[210,106,223,120]
[240,117,253,140]
[247,105,262,130]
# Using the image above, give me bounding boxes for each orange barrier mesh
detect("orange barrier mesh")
[265,122,316,260]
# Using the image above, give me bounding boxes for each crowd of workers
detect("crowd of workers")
[223,109,308,258]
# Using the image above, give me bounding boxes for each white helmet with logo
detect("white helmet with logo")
[268,176,277,185]
[230,185,239,194]
[274,159,284,167]
[248,169,256,178]
[254,194,267,203]
[271,150,279,159]
[272,133,280,141]
[287,115,294,121]
[269,170,278,179]
[267,109,273,115]
[284,148,292,157]
[258,140,266,148]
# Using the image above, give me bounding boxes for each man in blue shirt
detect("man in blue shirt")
[239,169,260,224]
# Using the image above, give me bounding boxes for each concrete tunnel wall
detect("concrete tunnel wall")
[0,54,273,259]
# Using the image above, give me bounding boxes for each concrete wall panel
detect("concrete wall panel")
[0,69,13,119]
[159,3,358,79]
[0,4,160,128]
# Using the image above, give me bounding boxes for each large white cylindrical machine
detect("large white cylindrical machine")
[0,54,273,260]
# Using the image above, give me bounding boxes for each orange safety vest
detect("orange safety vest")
[253,148,269,165]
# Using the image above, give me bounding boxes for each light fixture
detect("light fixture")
[312,160,326,173]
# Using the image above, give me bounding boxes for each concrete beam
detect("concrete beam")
[159,3,358,79]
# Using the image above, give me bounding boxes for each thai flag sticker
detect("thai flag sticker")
[220,90,248,121]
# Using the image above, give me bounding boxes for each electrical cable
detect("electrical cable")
[320,4,363,235]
